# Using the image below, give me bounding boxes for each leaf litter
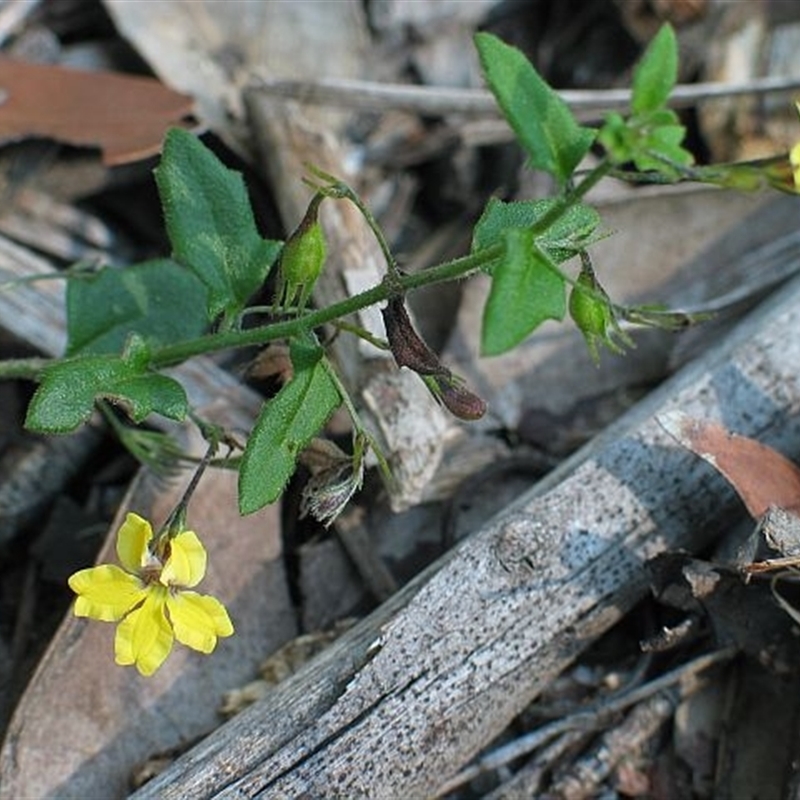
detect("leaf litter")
[3,1,800,798]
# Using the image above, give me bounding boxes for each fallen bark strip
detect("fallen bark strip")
[132,272,800,798]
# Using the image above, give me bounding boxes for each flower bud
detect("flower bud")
[791,144,800,192]
[569,277,608,336]
[278,194,326,310]
[788,101,800,192]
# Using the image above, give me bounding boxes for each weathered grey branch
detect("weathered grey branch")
[250,74,800,116]
[132,271,800,798]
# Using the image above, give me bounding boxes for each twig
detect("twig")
[548,692,675,799]
[483,730,589,800]
[251,75,800,117]
[3,561,37,729]
[434,647,736,796]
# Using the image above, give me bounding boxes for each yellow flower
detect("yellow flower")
[790,140,800,190]
[788,102,800,191]
[68,512,234,676]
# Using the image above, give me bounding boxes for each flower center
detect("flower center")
[140,551,164,584]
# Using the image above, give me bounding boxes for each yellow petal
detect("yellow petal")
[115,587,174,676]
[791,141,800,190]
[167,591,234,654]
[160,530,207,588]
[68,564,146,622]
[116,512,154,573]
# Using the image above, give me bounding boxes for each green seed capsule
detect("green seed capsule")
[568,263,618,364]
[278,195,326,310]
[569,280,608,339]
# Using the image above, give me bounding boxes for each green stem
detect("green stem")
[332,319,390,351]
[162,440,218,539]
[1,159,613,381]
[321,356,394,485]
[150,244,502,368]
[0,261,98,294]
[0,357,52,380]
[0,245,498,380]
[532,159,613,235]
[307,166,401,285]
[338,185,401,284]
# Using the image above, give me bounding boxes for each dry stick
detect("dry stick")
[0,422,105,546]
[129,266,800,798]
[549,693,676,799]
[435,648,735,796]
[251,75,800,116]
[1,561,38,729]
[483,730,590,800]
[244,84,456,585]
[0,0,42,47]
[252,75,800,150]
[244,90,412,602]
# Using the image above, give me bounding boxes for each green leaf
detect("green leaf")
[598,107,692,178]
[596,112,630,164]
[631,24,678,115]
[26,337,187,433]
[66,259,209,355]
[475,32,595,184]
[238,342,341,514]
[481,229,566,356]
[154,128,282,325]
[472,197,601,269]
[649,122,691,156]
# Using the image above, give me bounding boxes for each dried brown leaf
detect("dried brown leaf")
[659,410,800,519]
[0,57,194,165]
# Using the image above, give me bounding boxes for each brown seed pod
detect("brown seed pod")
[431,374,488,421]
[381,295,445,376]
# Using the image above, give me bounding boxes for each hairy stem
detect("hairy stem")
[0,159,613,381]
[150,243,503,368]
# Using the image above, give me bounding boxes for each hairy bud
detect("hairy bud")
[299,436,365,526]
[569,259,631,363]
[278,194,326,310]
